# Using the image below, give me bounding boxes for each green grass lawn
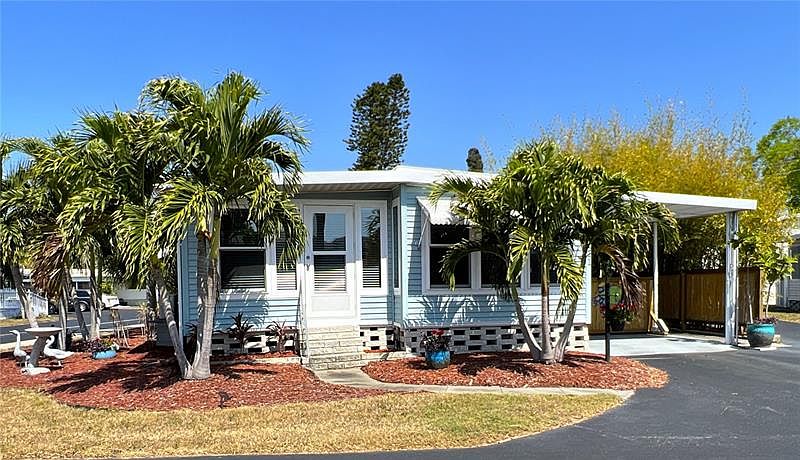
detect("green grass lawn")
[0,388,620,459]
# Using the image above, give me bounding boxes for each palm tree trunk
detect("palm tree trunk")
[150,257,192,378]
[540,258,554,363]
[88,250,101,339]
[554,244,589,362]
[10,264,38,328]
[65,269,89,340]
[510,284,542,360]
[57,291,68,350]
[188,216,219,380]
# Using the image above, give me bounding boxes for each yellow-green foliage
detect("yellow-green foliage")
[552,103,794,271]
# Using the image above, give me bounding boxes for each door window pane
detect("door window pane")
[361,208,382,288]
[220,250,265,289]
[312,213,346,251]
[314,254,347,292]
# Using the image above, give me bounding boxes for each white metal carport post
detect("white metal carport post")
[652,223,659,332]
[724,211,740,346]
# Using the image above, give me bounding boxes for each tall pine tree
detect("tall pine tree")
[466,147,484,172]
[345,73,410,170]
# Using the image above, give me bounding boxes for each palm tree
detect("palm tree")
[0,139,38,327]
[6,135,97,346]
[142,72,309,380]
[433,140,679,363]
[551,172,679,361]
[61,109,193,374]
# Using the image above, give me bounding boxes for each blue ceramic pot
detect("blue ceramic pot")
[746,323,775,348]
[425,350,451,369]
[92,349,117,360]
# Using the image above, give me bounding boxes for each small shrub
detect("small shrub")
[227,312,254,350]
[266,320,290,352]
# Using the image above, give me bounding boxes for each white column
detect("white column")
[724,211,740,346]
[652,223,659,331]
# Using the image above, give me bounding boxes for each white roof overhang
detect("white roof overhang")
[637,191,757,219]
[286,165,757,219]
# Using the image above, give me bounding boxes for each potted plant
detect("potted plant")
[601,303,637,331]
[746,317,777,348]
[420,329,451,369]
[734,231,794,347]
[88,337,119,359]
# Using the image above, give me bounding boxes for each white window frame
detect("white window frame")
[422,221,550,295]
[218,203,300,299]
[218,206,268,294]
[356,201,388,295]
[266,235,301,297]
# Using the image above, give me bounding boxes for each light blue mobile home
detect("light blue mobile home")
[176,166,593,369]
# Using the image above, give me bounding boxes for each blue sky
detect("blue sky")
[2,1,799,172]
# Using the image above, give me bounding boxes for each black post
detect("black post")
[604,268,611,363]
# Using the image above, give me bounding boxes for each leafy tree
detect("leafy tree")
[432,140,677,363]
[143,72,308,380]
[756,117,800,209]
[345,73,410,170]
[466,147,483,172]
[554,103,794,274]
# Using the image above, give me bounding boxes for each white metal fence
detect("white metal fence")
[0,289,49,319]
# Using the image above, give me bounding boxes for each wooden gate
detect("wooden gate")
[590,268,761,334]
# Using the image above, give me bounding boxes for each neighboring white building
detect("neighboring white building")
[21,268,147,307]
[776,227,800,310]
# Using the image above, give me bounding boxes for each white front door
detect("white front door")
[303,206,357,327]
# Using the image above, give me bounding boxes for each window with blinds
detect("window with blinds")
[361,207,382,289]
[312,212,348,293]
[274,232,297,290]
[220,210,266,290]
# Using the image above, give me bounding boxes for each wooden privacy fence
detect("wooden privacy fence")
[590,268,762,334]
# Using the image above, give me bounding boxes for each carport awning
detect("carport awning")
[638,191,757,219]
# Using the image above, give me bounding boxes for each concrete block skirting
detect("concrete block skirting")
[209,330,298,356]
[398,323,589,355]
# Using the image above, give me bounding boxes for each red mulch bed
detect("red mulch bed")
[363,351,668,390]
[0,338,385,411]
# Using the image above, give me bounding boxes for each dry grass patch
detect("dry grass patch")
[0,316,54,327]
[0,388,620,458]
[773,311,800,324]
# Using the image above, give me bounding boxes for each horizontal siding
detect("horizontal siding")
[404,293,586,326]
[215,296,300,330]
[359,294,390,324]
[788,279,800,299]
[402,185,590,327]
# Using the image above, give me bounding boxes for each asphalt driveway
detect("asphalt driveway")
[187,321,800,460]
